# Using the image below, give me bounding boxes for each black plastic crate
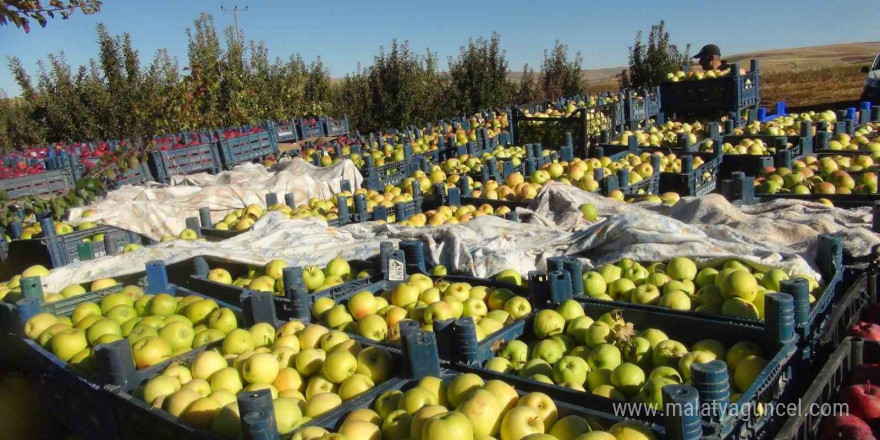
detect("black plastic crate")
[773,338,880,440]
[661,60,761,125]
[298,117,326,139]
[113,163,154,187]
[0,167,74,199]
[657,147,724,196]
[217,126,279,170]
[0,219,154,279]
[459,268,801,440]
[624,86,662,129]
[513,100,621,157]
[2,260,248,440]
[323,115,351,136]
[721,172,880,209]
[274,118,299,143]
[149,142,222,183]
[718,133,812,180]
[358,147,413,190]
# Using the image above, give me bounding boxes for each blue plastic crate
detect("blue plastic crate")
[0,167,74,199]
[113,163,154,187]
[217,127,279,170]
[4,260,252,440]
[566,235,842,360]
[149,142,222,183]
[756,101,787,123]
[298,117,326,139]
[461,275,800,440]
[323,115,351,137]
[274,119,299,143]
[661,60,761,125]
[359,154,413,190]
[0,218,154,279]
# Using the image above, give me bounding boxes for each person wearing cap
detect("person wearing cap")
[693,44,730,71]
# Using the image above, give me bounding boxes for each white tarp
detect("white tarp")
[63,158,363,240]
[35,175,880,293]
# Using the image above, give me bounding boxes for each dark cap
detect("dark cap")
[693,44,721,59]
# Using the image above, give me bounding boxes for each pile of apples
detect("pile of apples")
[137,320,395,438]
[735,112,837,137]
[318,373,659,440]
[756,155,879,198]
[0,160,44,180]
[718,138,781,156]
[1,265,141,304]
[607,121,713,150]
[23,285,243,373]
[206,257,371,295]
[821,130,880,152]
[580,257,820,321]
[310,269,531,344]
[665,68,748,82]
[483,301,769,404]
[396,204,513,227]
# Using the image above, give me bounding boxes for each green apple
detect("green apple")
[398,387,438,414]
[517,392,557,429]
[587,344,622,372]
[565,316,594,341]
[357,346,394,383]
[264,259,288,280]
[207,268,233,285]
[100,292,132,313]
[458,388,502,437]
[193,328,226,348]
[131,335,172,368]
[598,265,622,284]
[71,302,102,326]
[273,397,303,435]
[679,350,716,382]
[295,347,326,376]
[242,352,280,385]
[410,405,447,440]
[446,373,484,408]
[163,388,201,417]
[495,269,523,286]
[298,324,330,349]
[499,340,529,365]
[391,283,421,308]
[158,321,196,350]
[85,318,122,345]
[60,284,87,298]
[503,296,532,319]
[322,350,358,384]
[533,310,566,338]
[583,271,607,298]
[531,339,564,364]
[210,403,242,439]
[357,314,387,341]
[487,288,515,311]
[191,350,227,380]
[552,356,589,386]
[651,340,688,368]
[163,363,192,384]
[338,373,374,401]
[222,328,255,355]
[148,293,178,317]
[639,329,668,348]
[324,258,351,281]
[348,291,379,320]
[143,375,182,405]
[186,299,220,325]
[549,415,591,440]
[726,341,763,370]
[106,305,137,325]
[585,368,612,392]
[666,257,697,281]
[374,389,404,419]
[500,406,543,440]
[302,266,326,292]
[422,411,473,440]
[51,328,89,362]
[249,322,276,348]
[305,392,342,417]
[207,308,237,334]
[24,313,58,341]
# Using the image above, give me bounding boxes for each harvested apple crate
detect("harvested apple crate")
[183,242,401,317]
[717,125,814,180]
[773,337,880,440]
[0,217,154,279]
[103,315,417,440]
[554,235,842,360]
[660,60,760,126]
[6,260,271,439]
[722,171,880,210]
[513,99,621,158]
[813,256,878,359]
[457,268,801,440]
[293,327,706,440]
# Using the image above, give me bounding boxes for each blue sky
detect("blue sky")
[0,0,878,96]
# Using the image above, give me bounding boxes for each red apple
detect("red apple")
[850,323,880,341]
[819,415,876,440]
[840,383,880,423]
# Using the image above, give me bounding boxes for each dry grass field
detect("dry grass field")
[576,42,879,109]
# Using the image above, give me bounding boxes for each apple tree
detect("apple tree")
[1,0,102,32]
